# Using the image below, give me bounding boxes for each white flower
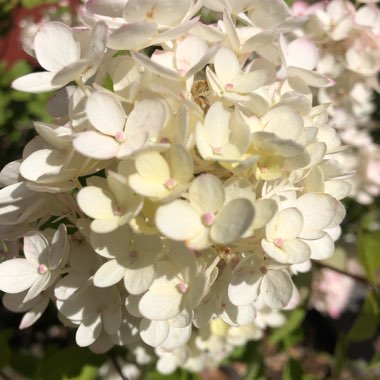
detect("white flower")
[128,144,193,201]
[12,22,107,93]
[93,227,162,295]
[138,242,209,321]
[229,253,294,309]
[0,224,69,302]
[74,92,166,160]
[261,207,311,265]
[156,174,255,249]
[77,173,143,233]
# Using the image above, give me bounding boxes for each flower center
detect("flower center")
[38,264,48,274]
[114,207,123,216]
[274,237,284,247]
[202,212,215,226]
[115,131,125,142]
[165,178,177,190]
[213,146,223,155]
[177,282,189,293]
[225,83,234,92]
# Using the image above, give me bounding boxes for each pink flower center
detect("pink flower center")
[38,264,48,274]
[225,83,234,92]
[274,237,284,247]
[213,146,223,155]
[177,282,189,293]
[202,212,215,226]
[115,131,125,142]
[165,178,177,190]
[114,207,123,216]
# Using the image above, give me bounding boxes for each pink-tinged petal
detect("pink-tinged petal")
[76,314,102,347]
[285,38,318,70]
[12,72,62,93]
[156,200,203,241]
[139,319,169,347]
[23,232,49,263]
[74,131,120,160]
[93,260,125,287]
[107,22,157,50]
[86,92,126,136]
[261,270,293,309]
[0,259,40,293]
[51,59,92,86]
[19,296,50,329]
[34,22,80,72]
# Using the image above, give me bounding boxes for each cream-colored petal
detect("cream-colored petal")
[211,198,255,244]
[189,174,224,213]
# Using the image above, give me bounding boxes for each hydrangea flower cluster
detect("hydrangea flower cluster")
[0,0,350,373]
[291,0,380,204]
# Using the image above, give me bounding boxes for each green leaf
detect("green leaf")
[348,291,379,342]
[357,229,380,285]
[36,347,106,380]
[269,309,306,346]
[0,329,12,368]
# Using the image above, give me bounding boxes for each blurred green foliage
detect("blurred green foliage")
[0,61,52,168]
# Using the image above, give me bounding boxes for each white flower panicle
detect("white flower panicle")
[291,0,380,204]
[2,0,374,374]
